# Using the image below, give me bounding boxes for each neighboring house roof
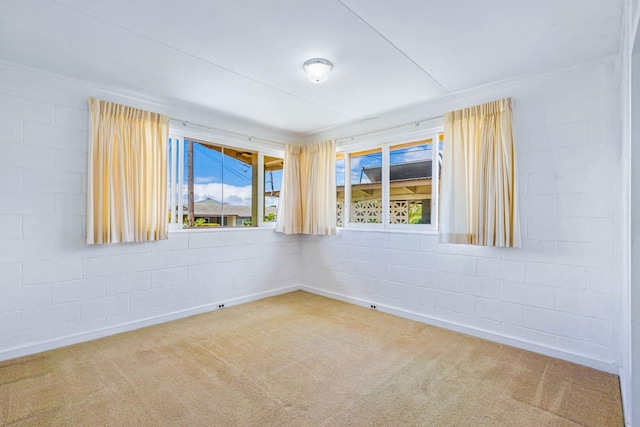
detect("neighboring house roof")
[184,198,277,218]
[361,160,433,184]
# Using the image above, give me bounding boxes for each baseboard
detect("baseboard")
[0,285,299,363]
[619,365,632,427]
[1,284,620,377]
[300,285,619,375]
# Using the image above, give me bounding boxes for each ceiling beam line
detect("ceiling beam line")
[337,0,449,93]
[49,0,354,123]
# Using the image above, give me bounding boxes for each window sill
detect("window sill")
[168,224,277,233]
[337,227,439,235]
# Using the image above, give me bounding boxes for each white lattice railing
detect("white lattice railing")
[389,201,409,224]
[352,200,382,223]
[337,200,415,225]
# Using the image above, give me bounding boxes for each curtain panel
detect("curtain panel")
[439,98,521,247]
[276,140,336,235]
[87,98,169,244]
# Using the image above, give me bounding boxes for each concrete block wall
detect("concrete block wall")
[0,63,300,360]
[0,58,624,376]
[301,60,623,372]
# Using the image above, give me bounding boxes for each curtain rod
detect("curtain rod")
[171,113,444,147]
[169,118,283,146]
[333,114,443,143]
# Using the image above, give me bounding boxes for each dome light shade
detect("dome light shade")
[304,58,332,83]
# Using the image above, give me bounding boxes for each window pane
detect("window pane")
[389,139,433,225]
[221,147,256,227]
[167,138,183,226]
[184,140,256,228]
[336,153,344,227]
[350,148,382,224]
[264,155,283,222]
[436,133,443,227]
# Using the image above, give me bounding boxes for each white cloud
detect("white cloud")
[185,183,253,206]
[392,148,431,164]
[350,156,362,170]
[265,196,279,208]
[194,176,218,184]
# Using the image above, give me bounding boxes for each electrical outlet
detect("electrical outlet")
[370,304,377,309]
[218,304,225,309]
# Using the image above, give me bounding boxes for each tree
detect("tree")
[409,204,422,224]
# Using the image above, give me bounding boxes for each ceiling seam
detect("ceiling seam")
[336,0,449,93]
[47,0,355,123]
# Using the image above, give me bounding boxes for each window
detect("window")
[389,138,434,225]
[350,148,382,224]
[336,153,345,227]
[263,155,283,222]
[167,134,283,230]
[336,130,443,231]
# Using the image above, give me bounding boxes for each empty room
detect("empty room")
[1,0,640,425]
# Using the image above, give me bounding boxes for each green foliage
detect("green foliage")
[183,217,219,227]
[409,204,422,224]
[264,212,276,222]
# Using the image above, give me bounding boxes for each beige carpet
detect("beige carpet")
[0,291,623,426]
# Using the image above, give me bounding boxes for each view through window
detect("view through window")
[168,136,283,229]
[335,131,443,230]
[389,139,434,225]
[350,148,383,224]
[336,153,345,227]
[184,139,257,227]
[264,155,283,223]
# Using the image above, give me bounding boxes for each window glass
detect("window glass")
[349,148,382,224]
[167,138,184,227]
[337,128,443,231]
[184,139,257,228]
[336,153,345,226]
[437,133,443,228]
[264,155,283,223]
[389,138,433,225]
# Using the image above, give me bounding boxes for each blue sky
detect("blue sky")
[178,139,440,205]
[182,140,282,206]
[338,142,436,186]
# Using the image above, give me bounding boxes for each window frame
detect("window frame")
[337,125,444,233]
[168,127,284,231]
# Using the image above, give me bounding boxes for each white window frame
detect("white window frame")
[338,125,444,233]
[168,126,284,231]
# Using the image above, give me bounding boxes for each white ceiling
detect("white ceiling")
[0,0,624,135]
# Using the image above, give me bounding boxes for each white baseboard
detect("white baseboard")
[1,284,620,377]
[0,285,299,363]
[300,285,619,375]
[619,365,632,426]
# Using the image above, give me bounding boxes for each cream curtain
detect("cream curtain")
[276,144,303,234]
[439,98,520,247]
[275,140,336,235]
[87,98,169,244]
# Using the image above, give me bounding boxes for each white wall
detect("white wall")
[0,57,626,380]
[630,50,640,427]
[628,0,640,421]
[0,62,301,361]
[301,60,624,373]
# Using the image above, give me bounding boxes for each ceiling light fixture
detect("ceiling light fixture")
[303,58,333,83]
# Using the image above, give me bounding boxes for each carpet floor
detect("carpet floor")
[0,291,624,426]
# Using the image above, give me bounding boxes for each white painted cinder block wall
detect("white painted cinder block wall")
[0,58,626,378]
[0,63,301,361]
[301,59,624,373]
